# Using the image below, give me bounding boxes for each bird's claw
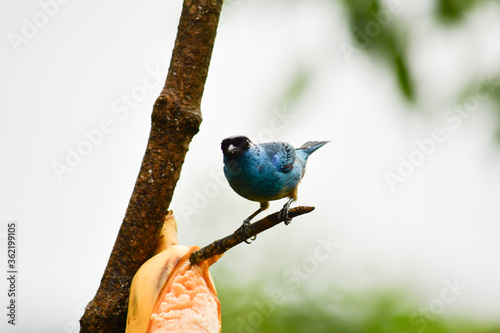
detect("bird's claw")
[237,220,256,244]
[278,207,292,225]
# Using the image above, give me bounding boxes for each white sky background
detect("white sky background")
[1,0,500,331]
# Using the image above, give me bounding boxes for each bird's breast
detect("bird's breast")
[223,155,303,202]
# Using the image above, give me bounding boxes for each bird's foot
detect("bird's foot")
[237,220,256,244]
[278,206,292,225]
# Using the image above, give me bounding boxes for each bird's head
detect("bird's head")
[221,135,252,158]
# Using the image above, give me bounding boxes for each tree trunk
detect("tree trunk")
[80,1,223,331]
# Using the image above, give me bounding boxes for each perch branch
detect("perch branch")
[189,206,315,266]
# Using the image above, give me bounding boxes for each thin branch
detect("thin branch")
[80,0,223,331]
[189,206,315,266]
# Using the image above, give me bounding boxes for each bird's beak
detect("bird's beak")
[227,144,239,154]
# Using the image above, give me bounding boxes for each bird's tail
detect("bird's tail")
[297,140,330,155]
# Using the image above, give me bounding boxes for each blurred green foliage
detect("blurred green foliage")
[268,0,499,116]
[437,0,482,22]
[280,69,313,106]
[338,0,414,100]
[459,75,500,140]
[218,283,500,333]
[336,0,499,107]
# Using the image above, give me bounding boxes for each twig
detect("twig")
[189,206,315,266]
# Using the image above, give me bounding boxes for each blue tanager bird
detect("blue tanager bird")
[221,135,329,241]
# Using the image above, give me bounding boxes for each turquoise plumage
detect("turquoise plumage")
[221,136,328,241]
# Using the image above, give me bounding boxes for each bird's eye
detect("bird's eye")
[228,144,239,154]
[221,136,251,155]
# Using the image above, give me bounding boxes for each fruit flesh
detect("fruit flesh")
[126,214,221,333]
[150,265,220,333]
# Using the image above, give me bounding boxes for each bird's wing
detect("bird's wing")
[262,142,296,173]
[281,142,296,172]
